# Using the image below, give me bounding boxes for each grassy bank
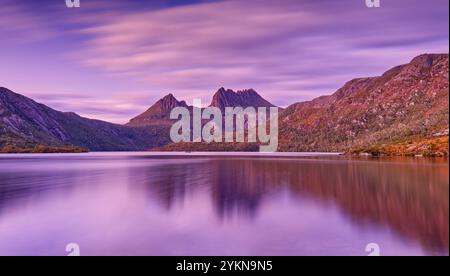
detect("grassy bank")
[151,142,260,152]
[0,145,88,154]
[349,136,449,157]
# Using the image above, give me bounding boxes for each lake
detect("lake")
[0,153,448,256]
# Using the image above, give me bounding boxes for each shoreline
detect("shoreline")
[0,151,448,159]
[348,136,449,158]
[0,146,88,154]
[1,136,448,158]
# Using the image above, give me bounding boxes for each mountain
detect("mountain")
[127,88,276,127]
[154,53,448,156]
[210,88,276,111]
[0,87,275,152]
[2,53,448,155]
[127,93,189,127]
[0,87,169,151]
[278,53,449,153]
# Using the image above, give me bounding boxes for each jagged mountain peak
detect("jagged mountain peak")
[127,93,188,126]
[157,93,188,109]
[128,88,276,126]
[210,87,275,110]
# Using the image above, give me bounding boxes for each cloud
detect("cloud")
[30,92,157,124]
[68,0,448,107]
[0,0,448,122]
[0,0,57,42]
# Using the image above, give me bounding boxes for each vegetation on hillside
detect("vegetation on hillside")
[151,142,260,152]
[0,145,88,153]
[349,136,449,157]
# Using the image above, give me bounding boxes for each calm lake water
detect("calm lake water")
[0,153,448,256]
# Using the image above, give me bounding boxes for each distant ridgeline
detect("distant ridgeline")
[0,54,448,156]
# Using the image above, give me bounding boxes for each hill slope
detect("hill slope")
[278,54,449,153]
[2,54,448,154]
[0,87,168,151]
[155,54,449,154]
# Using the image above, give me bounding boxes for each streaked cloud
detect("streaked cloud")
[0,0,57,42]
[0,0,448,123]
[71,0,449,105]
[30,91,158,124]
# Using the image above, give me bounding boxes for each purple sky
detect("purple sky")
[0,0,448,123]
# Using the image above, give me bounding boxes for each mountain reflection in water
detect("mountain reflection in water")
[0,154,448,256]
